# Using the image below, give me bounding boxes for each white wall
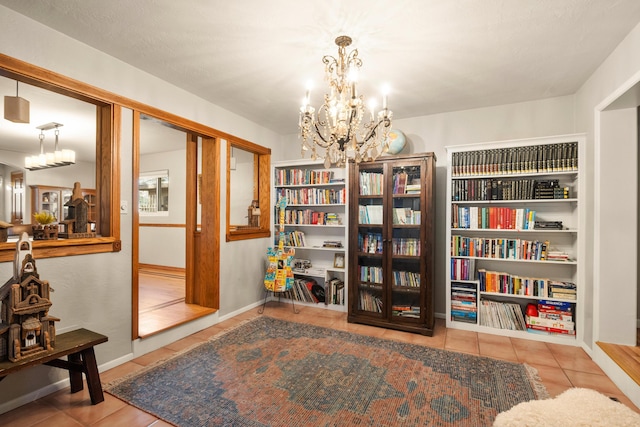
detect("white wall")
[0,6,280,412]
[282,95,577,316]
[139,148,187,268]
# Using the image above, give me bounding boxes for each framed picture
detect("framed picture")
[333,253,345,269]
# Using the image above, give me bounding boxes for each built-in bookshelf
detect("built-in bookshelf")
[271,159,348,311]
[445,135,584,344]
[348,153,437,335]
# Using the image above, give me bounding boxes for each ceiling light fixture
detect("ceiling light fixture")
[299,35,393,167]
[25,122,76,171]
[4,81,30,123]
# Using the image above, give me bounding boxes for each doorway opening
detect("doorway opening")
[134,112,218,338]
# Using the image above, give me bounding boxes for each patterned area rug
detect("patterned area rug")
[105,316,548,426]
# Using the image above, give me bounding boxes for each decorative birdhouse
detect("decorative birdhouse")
[0,232,59,362]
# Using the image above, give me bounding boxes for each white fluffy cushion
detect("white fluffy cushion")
[493,387,640,427]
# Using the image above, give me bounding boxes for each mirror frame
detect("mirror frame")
[225,138,271,241]
[0,53,121,262]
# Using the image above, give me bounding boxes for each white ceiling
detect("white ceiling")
[2,0,640,161]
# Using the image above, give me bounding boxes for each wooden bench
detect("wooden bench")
[0,328,108,404]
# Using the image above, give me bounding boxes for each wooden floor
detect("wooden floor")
[0,303,637,426]
[137,267,215,338]
[595,328,640,390]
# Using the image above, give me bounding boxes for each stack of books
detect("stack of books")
[527,300,575,335]
[548,281,576,300]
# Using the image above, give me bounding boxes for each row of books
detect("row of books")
[451,178,571,201]
[451,235,553,261]
[359,265,383,284]
[275,168,335,186]
[282,278,322,304]
[527,300,575,335]
[477,268,576,300]
[392,270,421,287]
[359,205,422,225]
[275,208,341,226]
[451,258,476,281]
[451,282,477,323]
[452,205,537,230]
[276,187,346,205]
[479,299,527,331]
[393,207,421,225]
[359,171,384,196]
[327,278,345,305]
[392,305,420,318]
[392,171,421,195]
[359,204,383,224]
[358,232,383,254]
[279,230,306,247]
[359,290,383,313]
[392,238,421,256]
[451,142,578,177]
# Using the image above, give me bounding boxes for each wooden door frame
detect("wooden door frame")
[131,110,221,340]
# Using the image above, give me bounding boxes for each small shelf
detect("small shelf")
[451,255,577,265]
[479,291,576,303]
[278,224,345,228]
[452,228,577,233]
[451,170,577,180]
[451,198,577,205]
[286,245,346,252]
[275,182,345,188]
[286,203,346,207]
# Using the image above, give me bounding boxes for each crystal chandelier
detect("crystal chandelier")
[299,35,393,167]
[25,122,76,171]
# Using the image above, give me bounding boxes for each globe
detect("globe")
[384,129,407,154]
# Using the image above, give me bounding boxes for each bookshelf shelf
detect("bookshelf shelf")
[348,153,437,336]
[446,134,584,344]
[272,159,349,311]
[452,256,577,265]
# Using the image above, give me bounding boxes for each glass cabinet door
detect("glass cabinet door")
[355,163,385,315]
[41,190,60,220]
[390,164,423,320]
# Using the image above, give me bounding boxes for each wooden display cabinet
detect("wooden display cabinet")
[348,153,436,335]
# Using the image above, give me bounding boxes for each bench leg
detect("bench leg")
[80,347,104,404]
[67,353,84,393]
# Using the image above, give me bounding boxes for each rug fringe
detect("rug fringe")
[524,363,550,400]
[102,316,261,390]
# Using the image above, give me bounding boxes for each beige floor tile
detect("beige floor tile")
[90,405,159,427]
[163,334,206,352]
[42,387,126,425]
[563,370,624,395]
[100,361,146,385]
[131,347,176,366]
[511,339,559,367]
[31,411,84,427]
[445,330,479,355]
[0,400,60,427]
[478,339,518,362]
